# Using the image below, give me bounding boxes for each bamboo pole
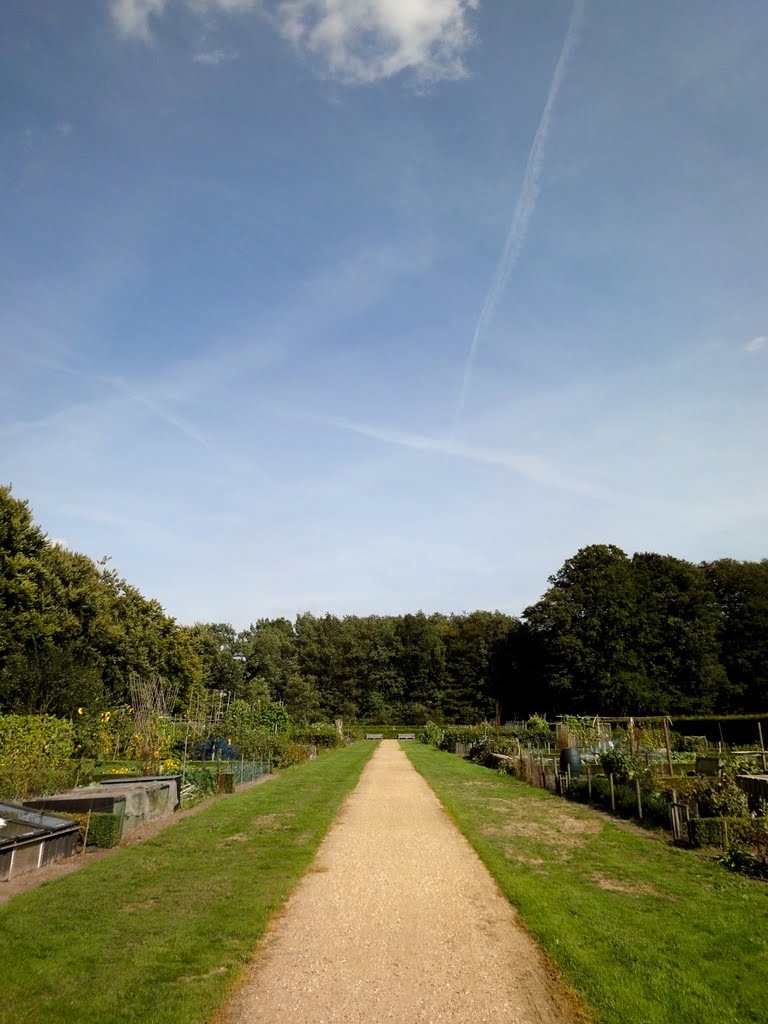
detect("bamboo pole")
[663,717,674,778]
[82,809,92,854]
[758,723,767,773]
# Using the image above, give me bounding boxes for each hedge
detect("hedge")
[687,817,757,849]
[59,811,123,849]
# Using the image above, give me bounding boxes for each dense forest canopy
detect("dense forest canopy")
[1,486,767,722]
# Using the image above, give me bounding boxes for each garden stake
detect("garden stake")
[635,777,643,819]
[82,809,92,853]
[610,773,615,811]
[664,718,674,778]
[758,723,767,773]
[587,765,592,800]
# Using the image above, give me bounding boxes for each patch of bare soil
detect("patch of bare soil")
[590,872,672,898]
[217,741,587,1024]
[0,774,275,906]
[483,801,604,857]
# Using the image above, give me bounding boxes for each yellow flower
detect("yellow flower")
[77,707,85,716]
[101,711,111,722]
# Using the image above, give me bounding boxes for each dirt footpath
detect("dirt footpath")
[220,741,582,1024]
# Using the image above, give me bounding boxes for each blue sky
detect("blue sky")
[2,0,766,629]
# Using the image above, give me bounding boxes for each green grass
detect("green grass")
[404,742,768,1024]
[0,741,374,1024]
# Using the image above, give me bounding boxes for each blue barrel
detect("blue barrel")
[559,747,583,778]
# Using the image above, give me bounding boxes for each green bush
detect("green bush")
[686,775,749,817]
[183,766,218,799]
[439,724,492,753]
[421,721,442,746]
[565,773,670,826]
[598,747,642,782]
[289,723,343,748]
[517,714,553,749]
[0,714,77,801]
[219,699,291,756]
[471,731,519,768]
[60,811,122,848]
[719,842,768,879]
[688,817,756,848]
[268,736,309,769]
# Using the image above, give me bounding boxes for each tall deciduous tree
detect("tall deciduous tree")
[703,558,768,710]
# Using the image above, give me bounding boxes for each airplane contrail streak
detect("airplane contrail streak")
[452,0,585,437]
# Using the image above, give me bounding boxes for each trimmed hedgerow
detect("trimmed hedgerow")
[688,817,756,848]
[59,811,123,848]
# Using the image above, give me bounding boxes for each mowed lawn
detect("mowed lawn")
[404,742,768,1024]
[0,742,374,1024]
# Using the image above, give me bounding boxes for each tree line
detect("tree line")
[2,486,766,721]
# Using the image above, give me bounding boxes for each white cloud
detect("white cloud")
[744,336,766,353]
[274,0,479,84]
[56,121,73,136]
[111,0,479,84]
[321,414,608,497]
[190,0,260,11]
[110,0,169,42]
[192,47,240,63]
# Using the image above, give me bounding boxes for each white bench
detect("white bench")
[365,733,384,740]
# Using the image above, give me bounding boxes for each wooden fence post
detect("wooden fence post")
[609,773,616,811]
[664,718,674,778]
[587,765,592,801]
[758,723,767,773]
[82,809,92,854]
[635,777,643,819]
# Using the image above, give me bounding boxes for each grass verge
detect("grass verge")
[0,741,375,1024]
[404,742,768,1024]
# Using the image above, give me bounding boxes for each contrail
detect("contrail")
[452,0,585,437]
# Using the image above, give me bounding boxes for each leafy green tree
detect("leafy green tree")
[630,552,725,713]
[703,559,768,710]
[523,545,643,714]
[184,622,244,693]
[439,611,519,722]
[239,618,297,699]
[0,487,109,713]
[282,673,322,724]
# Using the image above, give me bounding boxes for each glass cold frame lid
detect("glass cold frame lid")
[0,802,77,846]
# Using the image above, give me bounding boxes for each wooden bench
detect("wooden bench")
[397,733,416,740]
[365,733,384,740]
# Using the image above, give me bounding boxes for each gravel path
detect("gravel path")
[219,741,582,1024]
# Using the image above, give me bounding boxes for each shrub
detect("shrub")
[290,723,343,748]
[471,731,518,768]
[183,766,218,799]
[688,817,756,848]
[687,775,749,818]
[268,736,309,769]
[0,714,77,801]
[60,811,122,848]
[439,724,492,753]
[421,721,442,746]
[719,842,768,879]
[222,699,290,755]
[598,747,642,783]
